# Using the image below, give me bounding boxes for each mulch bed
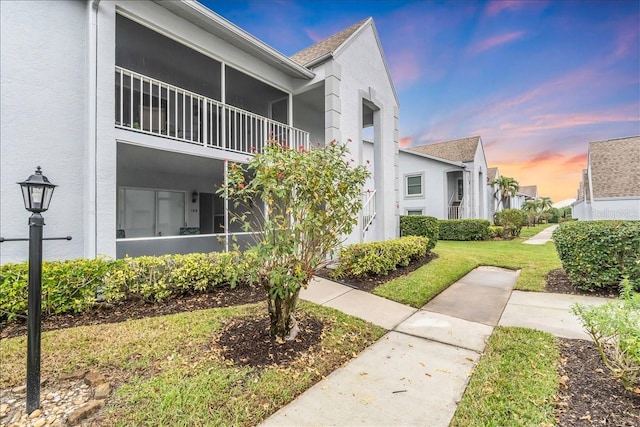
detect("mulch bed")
[556,339,640,426]
[545,268,621,298]
[2,257,638,425]
[216,311,324,367]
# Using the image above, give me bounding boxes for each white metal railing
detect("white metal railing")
[115,66,310,155]
[448,194,464,219]
[362,190,376,238]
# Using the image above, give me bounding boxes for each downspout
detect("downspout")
[86,0,100,258]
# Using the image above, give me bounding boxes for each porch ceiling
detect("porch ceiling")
[117,143,224,183]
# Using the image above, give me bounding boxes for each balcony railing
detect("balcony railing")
[115,66,310,155]
[362,190,376,238]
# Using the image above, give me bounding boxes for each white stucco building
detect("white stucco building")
[0,0,399,263]
[572,136,640,220]
[398,136,491,220]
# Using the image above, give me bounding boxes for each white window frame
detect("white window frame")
[406,209,424,216]
[405,173,424,198]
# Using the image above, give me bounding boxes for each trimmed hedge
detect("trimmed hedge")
[438,219,490,241]
[0,251,255,324]
[399,215,439,251]
[494,209,526,237]
[553,221,640,291]
[331,236,429,279]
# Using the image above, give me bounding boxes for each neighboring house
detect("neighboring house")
[511,185,538,209]
[398,136,490,220]
[0,0,399,263]
[572,136,640,220]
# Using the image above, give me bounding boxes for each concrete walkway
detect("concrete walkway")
[523,224,558,245]
[260,267,611,427]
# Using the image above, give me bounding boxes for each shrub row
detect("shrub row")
[553,221,640,291]
[331,236,429,279]
[0,252,254,323]
[438,219,490,241]
[399,215,439,251]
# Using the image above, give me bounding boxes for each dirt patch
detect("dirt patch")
[556,338,640,426]
[215,312,324,367]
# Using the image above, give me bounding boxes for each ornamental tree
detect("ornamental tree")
[221,139,369,342]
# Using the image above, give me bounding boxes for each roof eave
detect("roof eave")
[153,0,315,79]
[399,148,465,167]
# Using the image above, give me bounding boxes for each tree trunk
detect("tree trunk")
[266,288,301,342]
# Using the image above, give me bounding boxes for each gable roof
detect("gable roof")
[408,136,481,163]
[487,167,499,183]
[291,19,370,67]
[589,135,640,198]
[519,185,538,199]
[398,148,465,168]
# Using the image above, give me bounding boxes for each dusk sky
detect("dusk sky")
[204,0,640,202]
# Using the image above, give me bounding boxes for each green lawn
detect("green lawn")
[451,327,559,427]
[0,302,384,426]
[374,225,561,307]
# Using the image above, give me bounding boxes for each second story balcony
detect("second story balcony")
[115,67,310,156]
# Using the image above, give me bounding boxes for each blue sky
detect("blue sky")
[203,0,640,201]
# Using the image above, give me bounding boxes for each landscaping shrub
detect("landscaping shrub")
[0,258,120,323]
[331,236,429,279]
[488,225,505,239]
[553,221,640,291]
[438,219,490,241]
[103,251,249,302]
[494,209,526,237]
[0,251,254,324]
[572,278,640,390]
[399,215,439,251]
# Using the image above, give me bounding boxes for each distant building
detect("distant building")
[398,136,491,220]
[572,136,640,220]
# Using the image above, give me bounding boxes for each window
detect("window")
[405,174,423,197]
[117,188,185,238]
[407,209,424,216]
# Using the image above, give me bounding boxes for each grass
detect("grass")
[0,301,384,426]
[450,327,559,427]
[374,225,561,307]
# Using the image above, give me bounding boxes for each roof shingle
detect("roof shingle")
[519,185,538,199]
[487,167,498,182]
[290,19,370,66]
[408,136,480,163]
[589,136,640,198]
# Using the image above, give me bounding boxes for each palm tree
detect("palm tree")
[492,176,519,210]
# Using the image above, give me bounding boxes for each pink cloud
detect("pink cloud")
[485,0,525,16]
[304,28,325,43]
[469,31,525,55]
[399,136,413,148]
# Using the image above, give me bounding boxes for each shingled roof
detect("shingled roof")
[487,167,498,183]
[408,136,480,163]
[519,185,538,199]
[291,19,370,66]
[588,136,640,198]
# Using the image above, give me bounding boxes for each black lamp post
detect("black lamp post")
[18,166,57,414]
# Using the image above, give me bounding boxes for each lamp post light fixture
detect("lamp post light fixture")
[19,166,57,414]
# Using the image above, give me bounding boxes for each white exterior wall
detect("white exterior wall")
[0,1,89,264]
[571,200,587,220]
[469,143,490,220]
[398,152,464,219]
[331,25,399,243]
[588,199,640,220]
